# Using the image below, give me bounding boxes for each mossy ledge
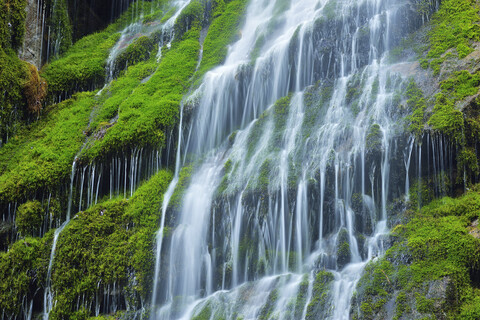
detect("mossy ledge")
[0,170,172,319]
[351,188,480,320]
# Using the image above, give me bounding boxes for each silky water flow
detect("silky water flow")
[150,0,432,319]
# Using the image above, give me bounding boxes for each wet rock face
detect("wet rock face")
[67,0,136,42]
[20,0,44,68]
[351,259,455,320]
[0,221,14,251]
[20,0,137,67]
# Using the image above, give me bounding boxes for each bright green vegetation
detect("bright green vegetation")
[0,0,248,208]
[80,25,201,160]
[0,233,54,317]
[169,164,194,210]
[0,48,29,142]
[194,0,247,81]
[41,1,166,99]
[405,68,480,183]
[336,228,351,269]
[427,93,465,143]
[0,92,94,203]
[41,31,120,99]
[305,271,334,320]
[115,35,155,69]
[16,200,44,237]
[0,0,26,51]
[0,0,29,142]
[440,71,480,101]
[418,0,480,75]
[404,81,426,138]
[352,188,480,319]
[17,170,170,320]
[427,0,480,60]
[0,170,171,319]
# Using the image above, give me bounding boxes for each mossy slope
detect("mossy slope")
[352,189,480,320]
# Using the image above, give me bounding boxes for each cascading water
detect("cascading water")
[43,159,76,320]
[104,0,193,83]
[150,0,432,319]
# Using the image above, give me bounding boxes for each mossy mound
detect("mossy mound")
[0,234,53,317]
[351,189,480,320]
[0,92,94,204]
[16,200,44,237]
[0,170,172,319]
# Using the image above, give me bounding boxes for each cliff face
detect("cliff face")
[0,0,480,319]
[351,1,480,318]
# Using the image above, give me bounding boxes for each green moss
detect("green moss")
[195,0,247,81]
[16,200,44,237]
[115,36,155,69]
[0,233,53,317]
[40,0,165,100]
[0,48,29,143]
[337,228,351,269]
[459,295,480,319]
[426,0,480,60]
[408,179,435,210]
[80,26,201,160]
[394,291,408,319]
[305,270,334,320]
[49,170,172,319]
[415,292,435,313]
[458,147,480,184]
[428,94,464,143]
[173,0,205,40]
[353,188,480,319]
[170,165,194,210]
[440,70,480,101]
[0,0,27,51]
[41,31,120,99]
[0,92,94,203]
[258,289,278,320]
[404,80,426,139]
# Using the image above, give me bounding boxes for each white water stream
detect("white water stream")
[150,0,430,319]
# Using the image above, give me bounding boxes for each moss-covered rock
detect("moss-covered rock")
[16,200,44,237]
[115,35,155,69]
[305,270,334,320]
[336,228,351,269]
[0,0,27,51]
[0,48,29,144]
[48,170,172,319]
[0,233,53,318]
[351,189,480,320]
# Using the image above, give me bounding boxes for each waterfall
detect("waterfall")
[104,0,193,83]
[43,159,77,320]
[150,0,427,319]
